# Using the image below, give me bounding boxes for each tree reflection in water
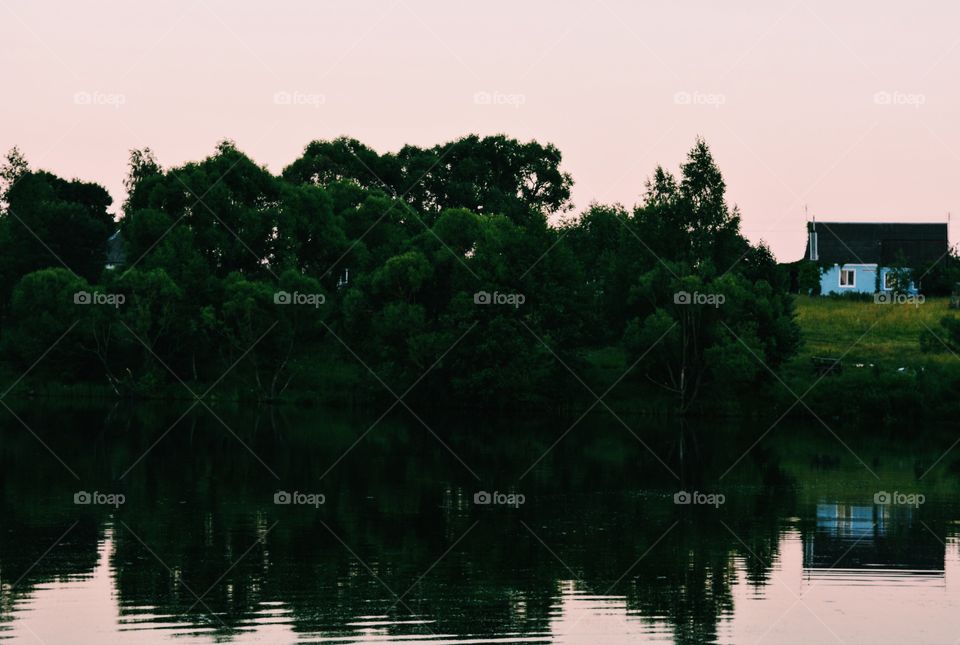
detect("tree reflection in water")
[0,401,957,643]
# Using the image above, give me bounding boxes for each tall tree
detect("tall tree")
[0,159,114,300]
[283,135,573,227]
[618,139,798,412]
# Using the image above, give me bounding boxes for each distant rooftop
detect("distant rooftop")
[106,229,126,267]
[806,221,948,266]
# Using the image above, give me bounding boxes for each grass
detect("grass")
[779,296,960,423]
[788,295,960,373]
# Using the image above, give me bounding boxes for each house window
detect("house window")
[839,269,855,288]
[883,271,896,291]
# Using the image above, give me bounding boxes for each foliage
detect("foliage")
[282,134,573,226]
[0,137,800,410]
[568,138,799,411]
[3,268,93,373]
[885,250,913,294]
[912,245,960,296]
[921,314,960,355]
[797,261,821,295]
[0,163,114,301]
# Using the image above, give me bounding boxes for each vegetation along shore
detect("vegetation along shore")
[1,136,958,421]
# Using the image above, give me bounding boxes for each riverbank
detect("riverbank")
[3,295,960,422]
[776,295,960,423]
[583,295,960,422]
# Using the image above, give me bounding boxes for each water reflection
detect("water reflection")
[0,402,959,643]
[804,503,944,585]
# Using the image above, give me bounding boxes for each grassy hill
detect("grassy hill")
[777,296,960,423]
[787,295,959,374]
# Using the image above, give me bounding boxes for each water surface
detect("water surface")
[1,402,959,644]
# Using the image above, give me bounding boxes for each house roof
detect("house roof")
[106,229,126,265]
[807,221,948,267]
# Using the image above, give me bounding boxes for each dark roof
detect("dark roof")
[807,222,948,267]
[106,229,126,265]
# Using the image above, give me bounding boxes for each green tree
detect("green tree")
[3,268,99,382]
[105,267,184,390]
[284,135,573,227]
[123,140,281,278]
[122,147,163,216]
[618,139,798,412]
[0,162,114,300]
[210,270,327,400]
[0,147,29,206]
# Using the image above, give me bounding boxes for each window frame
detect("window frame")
[839,268,856,288]
[883,271,897,291]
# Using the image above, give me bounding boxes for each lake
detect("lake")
[1,401,959,644]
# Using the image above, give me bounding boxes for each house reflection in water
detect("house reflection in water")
[803,502,945,584]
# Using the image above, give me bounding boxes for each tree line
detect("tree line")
[0,136,799,410]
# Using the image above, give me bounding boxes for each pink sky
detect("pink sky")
[2,0,958,262]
